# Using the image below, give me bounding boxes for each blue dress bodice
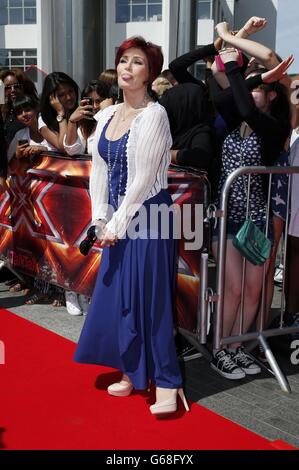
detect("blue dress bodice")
[98,118,129,210]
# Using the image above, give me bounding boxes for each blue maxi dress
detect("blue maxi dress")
[74,119,182,390]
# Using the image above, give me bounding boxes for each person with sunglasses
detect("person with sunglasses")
[0,69,39,146]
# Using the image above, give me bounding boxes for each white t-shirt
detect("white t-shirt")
[7,127,53,162]
[63,127,95,156]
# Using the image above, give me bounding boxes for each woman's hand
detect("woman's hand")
[242,16,267,36]
[15,142,29,159]
[99,227,118,248]
[49,93,65,115]
[214,36,223,52]
[23,145,48,158]
[218,47,240,64]
[69,99,94,123]
[261,55,294,83]
[215,22,230,39]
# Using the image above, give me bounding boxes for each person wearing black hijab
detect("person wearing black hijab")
[159,82,214,171]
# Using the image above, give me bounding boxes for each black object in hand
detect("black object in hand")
[83,97,93,106]
[80,225,101,256]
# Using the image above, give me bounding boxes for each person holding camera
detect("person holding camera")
[74,36,189,416]
[7,95,51,162]
[64,80,109,156]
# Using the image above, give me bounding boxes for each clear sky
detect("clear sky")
[276,0,299,74]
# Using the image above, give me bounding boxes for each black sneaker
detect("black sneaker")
[253,344,268,364]
[211,349,245,380]
[232,347,261,375]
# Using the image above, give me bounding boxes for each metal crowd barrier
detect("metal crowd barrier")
[0,153,208,330]
[202,166,299,393]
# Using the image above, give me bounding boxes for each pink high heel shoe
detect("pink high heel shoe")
[107,375,133,397]
[150,387,190,415]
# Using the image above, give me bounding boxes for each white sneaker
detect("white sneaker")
[78,294,90,316]
[65,291,82,316]
[274,264,283,284]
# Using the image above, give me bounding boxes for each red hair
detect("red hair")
[115,36,163,85]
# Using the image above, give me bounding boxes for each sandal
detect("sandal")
[25,292,49,305]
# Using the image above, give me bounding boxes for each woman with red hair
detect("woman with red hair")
[74,37,189,416]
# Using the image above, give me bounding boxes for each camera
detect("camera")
[82,97,95,120]
[79,225,102,256]
[83,97,93,106]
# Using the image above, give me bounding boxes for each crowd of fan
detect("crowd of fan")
[0,15,299,380]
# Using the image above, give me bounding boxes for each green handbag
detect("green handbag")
[233,218,271,265]
[232,140,271,266]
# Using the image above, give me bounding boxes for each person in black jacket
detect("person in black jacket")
[159,82,214,171]
[169,40,223,87]
[209,42,292,380]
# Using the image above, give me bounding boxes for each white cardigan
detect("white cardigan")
[90,102,172,238]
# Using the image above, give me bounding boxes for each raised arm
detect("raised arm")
[220,49,292,140]
[215,21,279,70]
[169,40,221,85]
[209,74,266,130]
[211,17,269,89]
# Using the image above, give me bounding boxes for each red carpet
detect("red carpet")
[0,309,293,450]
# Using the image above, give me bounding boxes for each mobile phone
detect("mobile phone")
[82,97,95,120]
[83,97,93,106]
[18,139,29,145]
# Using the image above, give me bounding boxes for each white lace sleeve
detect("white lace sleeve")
[89,129,109,223]
[105,105,171,238]
[63,128,86,156]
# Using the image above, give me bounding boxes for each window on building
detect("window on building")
[196,0,212,20]
[0,48,38,81]
[116,0,162,23]
[0,0,36,25]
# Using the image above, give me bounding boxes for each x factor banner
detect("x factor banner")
[0,154,210,331]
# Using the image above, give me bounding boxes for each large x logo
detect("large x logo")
[0,170,63,243]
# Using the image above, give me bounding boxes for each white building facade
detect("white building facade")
[0,0,280,92]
